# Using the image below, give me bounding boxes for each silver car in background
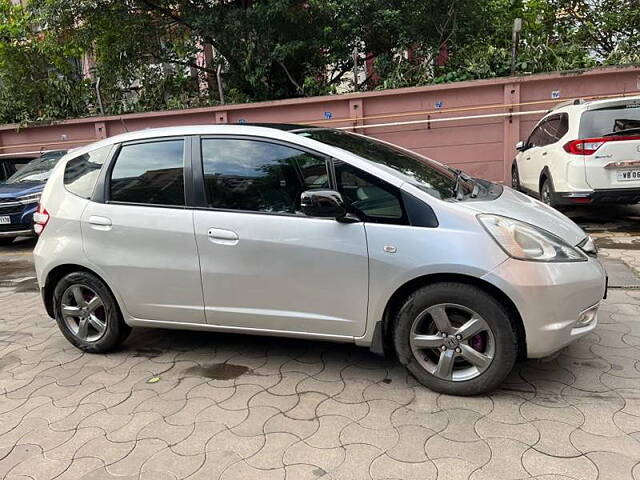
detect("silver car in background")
[33,125,606,395]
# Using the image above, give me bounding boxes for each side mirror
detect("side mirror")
[516,140,527,152]
[300,190,352,221]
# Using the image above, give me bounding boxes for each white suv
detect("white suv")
[512,95,640,208]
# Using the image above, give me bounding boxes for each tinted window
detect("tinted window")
[110,140,185,206]
[64,145,111,199]
[201,138,329,214]
[335,161,406,224]
[579,104,640,138]
[5,152,65,184]
[529,114,568,147]
[296,129,470,200]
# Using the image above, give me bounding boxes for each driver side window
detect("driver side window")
[201,138,329,214]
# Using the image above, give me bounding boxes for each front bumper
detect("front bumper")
[553,188,640,205]
[483,256,606,358]
[0,204,37,238]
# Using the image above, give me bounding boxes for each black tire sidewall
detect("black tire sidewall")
[53,271,129,353]
[511,163,520,190]
[541,178,555,207]
[393,282,518,396]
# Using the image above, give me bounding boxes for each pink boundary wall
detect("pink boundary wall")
[1,66,639,183]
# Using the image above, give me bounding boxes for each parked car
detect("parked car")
[512,95,640,208]
[0,151,67,245]
[33,125,606,395]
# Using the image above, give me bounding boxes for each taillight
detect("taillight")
[33,204,49,235]
[563,134,640,155]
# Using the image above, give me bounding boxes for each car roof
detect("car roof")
[62,124,324,159]
[549,95,640,114]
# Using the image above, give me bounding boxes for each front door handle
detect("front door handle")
[88,215,112,231]
[542,151,547,156]
[207,228,239,245]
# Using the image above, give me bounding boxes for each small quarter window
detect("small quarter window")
[64,145,111,199]
[334,161,407,224]
[110,139,185,206]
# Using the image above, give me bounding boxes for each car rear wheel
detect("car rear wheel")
[540,177,555,207]
[53,271,131,353]
[393,282,518,395]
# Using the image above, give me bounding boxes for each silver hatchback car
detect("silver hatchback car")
[33,125,606,395]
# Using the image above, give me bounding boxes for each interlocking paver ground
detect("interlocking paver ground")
[2,218,640,480]
[1,286,640,479]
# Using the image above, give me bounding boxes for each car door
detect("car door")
[82,137,205,324]
[192,136,369,337]
[519,122,546,191]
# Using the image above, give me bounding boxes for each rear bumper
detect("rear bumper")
[483,256,606,358]
[553,188,640,205]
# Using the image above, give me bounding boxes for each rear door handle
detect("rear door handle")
[88,215,112,231]
[207,228,239,245]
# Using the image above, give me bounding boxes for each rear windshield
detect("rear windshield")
[579,103,640,138]
[296,129,471,200]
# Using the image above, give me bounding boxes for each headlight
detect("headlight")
[478,214,586,262]
[18,193,41,205]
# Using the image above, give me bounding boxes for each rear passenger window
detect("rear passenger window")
[529,114,569,147]
[110,140,185,206]
[64,145,111,199]
[201,138,329,214]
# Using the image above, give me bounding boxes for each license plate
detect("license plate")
[617,169,640,181]
[0,216,10,225]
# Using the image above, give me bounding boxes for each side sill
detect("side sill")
[125,316,357,344]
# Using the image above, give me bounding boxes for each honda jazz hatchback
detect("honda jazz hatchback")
[33,125,606,395]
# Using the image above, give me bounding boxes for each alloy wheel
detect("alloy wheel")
[60,284,107,342]
[409,303,495,382]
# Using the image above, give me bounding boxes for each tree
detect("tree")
[0,0,90,124]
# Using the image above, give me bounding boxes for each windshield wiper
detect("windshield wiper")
[604,127,640,137]
[450,168,472,200]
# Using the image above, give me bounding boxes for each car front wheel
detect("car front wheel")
[393,282,518,395]
[53,271,131,353]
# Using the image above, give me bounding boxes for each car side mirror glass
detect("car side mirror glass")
[300,189,349,220]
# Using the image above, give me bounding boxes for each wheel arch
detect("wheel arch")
[43,264,118,319]
[539,166,553,193]
[376,272,527,360]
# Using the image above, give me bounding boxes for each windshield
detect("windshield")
[579,103,640,138]
[5,152,65,184]
[296,129,472,200]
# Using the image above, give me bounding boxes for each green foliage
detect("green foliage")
[0,0,637,124]
[0,0,91,124]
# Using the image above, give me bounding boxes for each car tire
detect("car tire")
[0,237,15,246]
[393,282,518,396]
[511,162,521,191]
[540,177,556,208]
[53,271,131,353]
